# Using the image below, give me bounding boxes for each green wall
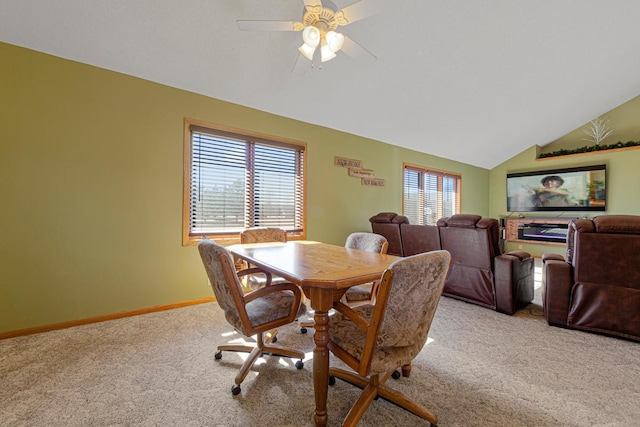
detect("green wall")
[0,42,489,333]
[543,94,640,154]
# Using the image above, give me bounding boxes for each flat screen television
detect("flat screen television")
[506,164,606,212]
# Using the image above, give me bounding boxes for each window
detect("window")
[403,163,461,225]
[183,120,306,245]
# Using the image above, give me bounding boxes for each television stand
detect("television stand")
[504,217,574,246]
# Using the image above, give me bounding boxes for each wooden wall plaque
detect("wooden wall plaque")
[334,157,362,168]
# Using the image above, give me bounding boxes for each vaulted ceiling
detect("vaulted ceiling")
[2,0,640,169]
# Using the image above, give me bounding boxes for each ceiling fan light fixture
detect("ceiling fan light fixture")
[320,44,336,62]
[298,42,316,61]
[325,31,344,52]
[302,25,321,47]
[239,0,380,71]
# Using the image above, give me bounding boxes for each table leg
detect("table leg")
[310,287,333,427]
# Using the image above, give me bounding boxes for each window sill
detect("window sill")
[183,232,306,247]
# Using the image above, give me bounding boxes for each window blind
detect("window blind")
[403,165,461,225]
[188,127,305,236]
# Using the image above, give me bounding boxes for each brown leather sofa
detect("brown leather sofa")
[369,212,534,314]
[437,214,534,314]
[542,215,640,341]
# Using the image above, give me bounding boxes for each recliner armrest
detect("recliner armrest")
[504,250,531,261]
[542,253,564,263]
[494,253,535,314]
[542,257,572,327]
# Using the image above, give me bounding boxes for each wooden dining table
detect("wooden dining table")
[227,240,399,427]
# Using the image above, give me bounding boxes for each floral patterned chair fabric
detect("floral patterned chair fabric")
[343,232,389,304]
[239,227,288,289]
[197,239,306,395]
[239,227,287,244]
[327,250,451,427]
[345,231,388,254]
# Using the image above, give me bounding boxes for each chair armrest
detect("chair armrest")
[237,267,272,286]
[542,257,572,327]
[245,282,303,323]
[240,282,303,332]
[333,300,370,334]
[244,281,300,304]
[494,253,535,314]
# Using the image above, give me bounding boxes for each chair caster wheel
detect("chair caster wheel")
[328,375,336,386]
[231,384,241,395]
[215,351,222,360]
[295,360,304,369]
[271,336,277,343]
[300,327,307,334]
[391,370,401,379]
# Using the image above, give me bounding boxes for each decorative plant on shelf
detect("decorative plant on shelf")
[582,118,613,146]
[538,115,640,159]
[538,139,640,158]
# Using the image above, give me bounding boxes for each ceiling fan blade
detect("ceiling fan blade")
[340,35,376,65]
[291,53,312,75]
[237,20,303,32]
[302,0,323,7]
[335,0,385,25]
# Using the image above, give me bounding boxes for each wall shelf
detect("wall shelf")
[536,144,640,161]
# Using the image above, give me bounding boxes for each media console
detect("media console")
[504,217,574,246]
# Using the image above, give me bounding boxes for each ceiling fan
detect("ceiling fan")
[237,0,383,73]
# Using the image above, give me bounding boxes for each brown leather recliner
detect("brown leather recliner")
[369,212,410,256]
[542,215,640,341]
[400,223,441,256]
[437,214,534,314]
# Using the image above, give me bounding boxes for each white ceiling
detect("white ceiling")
[2,0,640,169]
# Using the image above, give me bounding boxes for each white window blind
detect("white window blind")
[186,125,305,239]
[403,164,461,225]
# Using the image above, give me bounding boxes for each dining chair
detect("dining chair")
[238,227,288,289]
[342,232,389,306]
[327,250,451,427]
[240,227,288,244]
[298,232,389,334]
[198,239,306,395]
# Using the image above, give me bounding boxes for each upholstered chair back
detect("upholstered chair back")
[240,227,287,244]
[238,227,288,288]
[345,232,388,254]
[197,239,245,333]
[376,250,450,357]
[328,250,450,375]
[197,239,306,395]
[326,249,451,427]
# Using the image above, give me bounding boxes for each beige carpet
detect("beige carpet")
[2,282,640,426]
